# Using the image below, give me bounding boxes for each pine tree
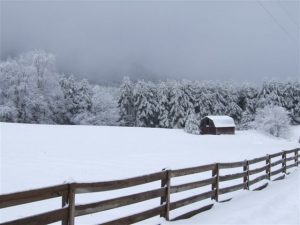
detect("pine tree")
[133,81,158,127]
[194,82,211,118]
[184,113,200,134]
[237,84,259,129]
[169,81,192,128]
[222,84,242,124]
[257,81,282,108]
[157,82,172,128]
[280,81,300,123]
[59,75,92,124]
[118,77,135,126]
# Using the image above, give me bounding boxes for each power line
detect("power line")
[277,0,300,30]
[256,0,299,45]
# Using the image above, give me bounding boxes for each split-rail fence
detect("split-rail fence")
[0,148,299,225]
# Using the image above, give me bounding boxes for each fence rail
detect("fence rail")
[0,148,299,225]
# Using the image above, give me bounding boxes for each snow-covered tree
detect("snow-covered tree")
[281,81,300,123]
[59,75,92,124]
[133,81,158,127]
[89,85,119,126]
[252,105,290,138]
[257,81,283,108]
[0,50,61,123]
[194,83,211,118]
[0,50,120,125]
[157,82,172,128]
[184,113,200,134]
[222,85,242,123]
[238,84,259,128]
[118,77,135,126]
[1,51,299,129]
[169,81,192,128]
[0,105,17,122]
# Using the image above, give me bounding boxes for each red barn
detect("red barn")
[200,116,235,135]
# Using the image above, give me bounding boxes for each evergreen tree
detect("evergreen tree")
[118,77,135,126]
[169,81,192,128]
[222,84,243,124]
[59,75,92,124]
[157,82,172,128]
[194,82,211,118]
[257,81,282,108]
[133,81,158,127]
[238,84,259,128]
[184,113,200,134]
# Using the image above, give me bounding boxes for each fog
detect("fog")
[0,0,299,84]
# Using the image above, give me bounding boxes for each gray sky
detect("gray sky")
[0,0,299,84]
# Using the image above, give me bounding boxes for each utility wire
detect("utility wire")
[256,0,299,45]
[277,0,300,30]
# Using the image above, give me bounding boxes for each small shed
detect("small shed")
[200,116,235,135]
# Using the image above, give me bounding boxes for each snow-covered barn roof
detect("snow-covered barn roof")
[205,116,235,128]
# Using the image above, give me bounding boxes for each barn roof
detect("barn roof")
[205,116,235,128]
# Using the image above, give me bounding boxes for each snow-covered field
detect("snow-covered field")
[0,122,299,224]
[162,169,300,225]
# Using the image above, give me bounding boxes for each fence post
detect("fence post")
[61,185,69,225]
[295,149,299,167]
[266,155,271,180]
[243,160,249,190]
[68,184,75,225]
[165,170,171,221]
[282,151,287,174]
[211,163,219,202]
[160,169,171,221]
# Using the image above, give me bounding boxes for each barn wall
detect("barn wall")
[200,127,217,135]
[216,127,235,135]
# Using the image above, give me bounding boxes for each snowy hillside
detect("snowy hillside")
[1,123,299,224]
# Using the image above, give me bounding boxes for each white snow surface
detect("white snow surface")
[162,169,300,225]
[0,122,299,224]
[205,116,235,127]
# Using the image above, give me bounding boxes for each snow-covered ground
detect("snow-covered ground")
[0,123,299,224]
[162,169,300,225]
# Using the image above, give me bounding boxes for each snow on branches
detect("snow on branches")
[252,105,291,138]
[0,50,119,125]
[1,51,299,129]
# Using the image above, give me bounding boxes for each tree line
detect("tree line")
[118,78,300,129]
[1,50,299,129]
[0,50,118,125]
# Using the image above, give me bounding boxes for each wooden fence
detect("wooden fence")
[1,148,299,225]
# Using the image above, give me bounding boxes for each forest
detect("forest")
[1,50,299,129]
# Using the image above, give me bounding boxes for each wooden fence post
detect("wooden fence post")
[160,169,171,221]
[68,184,75,225]
[160,169,167,215]
[282,151,287,174]
[266,155,271,180]
[165,170,171,221]
[295,149,299,167]
[61,186,69,225]
[211,163,219,202]
[243,160,249,190]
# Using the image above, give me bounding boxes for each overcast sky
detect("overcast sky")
[0,0,299,84]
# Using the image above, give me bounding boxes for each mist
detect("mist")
[1,0,299,84]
